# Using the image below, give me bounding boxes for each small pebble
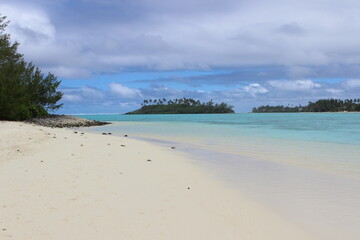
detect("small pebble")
[102,133,108,135]
[80,144,84,147]
[40,160,44,163]
[121,145,126,147]
[107,143,111,146]
[187,187,190,190]
[124,134,128,137]
[108,132,112,135]
[171,146,176,149]
[74,131,78,134]
[147,159,152,162]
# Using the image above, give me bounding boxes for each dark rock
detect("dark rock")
[124,134,128,137]
[147,159,152,162]
[171,146,176,149]
[121,145,126,147]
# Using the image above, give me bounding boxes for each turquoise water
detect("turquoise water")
[80,113,360,145]
[79,113,360,239]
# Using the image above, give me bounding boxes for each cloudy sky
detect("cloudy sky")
[1,0,360,113]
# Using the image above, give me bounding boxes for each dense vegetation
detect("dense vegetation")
[0,15,63,120]
[252,98,360,113]
[126,98,234,114]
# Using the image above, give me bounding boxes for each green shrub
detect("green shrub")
[0,15,62,120]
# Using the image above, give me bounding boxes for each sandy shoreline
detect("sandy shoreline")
[0,121,315,240]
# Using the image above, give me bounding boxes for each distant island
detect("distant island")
[126,98,234,114]
[252,98,360,113]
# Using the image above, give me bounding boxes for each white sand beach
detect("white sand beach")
[0,121,315,240]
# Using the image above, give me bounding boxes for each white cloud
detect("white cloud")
[62,94,83,102]
[326,88,343,94]
[243,83,268,96]
[342,79,360,89]
[0,3,55,43]
[268,79,321,91]
[109,83,142,98]
[2,0,360,78]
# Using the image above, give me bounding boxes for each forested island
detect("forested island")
[126,98,234,114]
[252,98,360,113]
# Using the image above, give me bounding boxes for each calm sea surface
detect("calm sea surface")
[79,113,360,239]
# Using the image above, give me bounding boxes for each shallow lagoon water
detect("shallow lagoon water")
[81,113,360,239]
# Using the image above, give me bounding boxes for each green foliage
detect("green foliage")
[252,98,360,113]
[0,15,63,120]
[127,98,234,114]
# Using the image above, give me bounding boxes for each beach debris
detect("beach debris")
[40,160,44,163]
[80,132,84,135]
[187,187,190,190]
[108,132,112,135]
[124,134,128,137]
[74,131,78,134]
[53,136,57,138]
[80,144,84,147]
[102,132,108,135]
[147,159,152,162]
[121,144,126,147]
[171,146,176,149]
[16,149,20,152]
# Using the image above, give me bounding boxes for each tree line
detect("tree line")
[0,15,63,120]
[252,98,360,113]
[127,98,234,114]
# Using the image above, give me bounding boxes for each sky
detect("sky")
[1,0,360,113]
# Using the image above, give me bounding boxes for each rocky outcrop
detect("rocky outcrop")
[26,115,110,128]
